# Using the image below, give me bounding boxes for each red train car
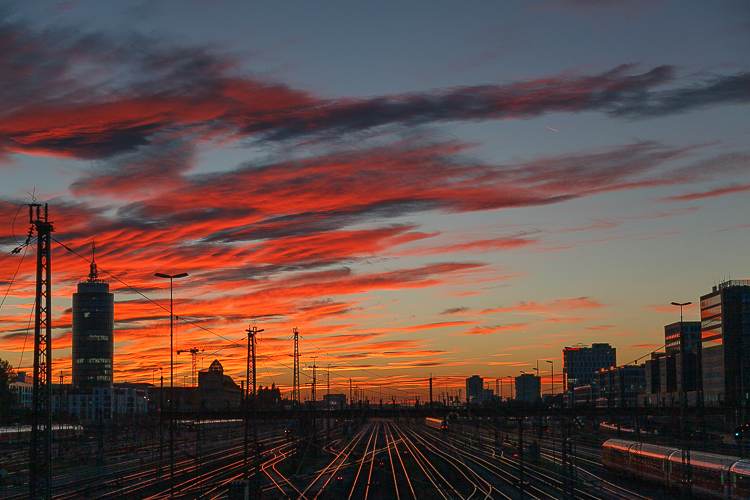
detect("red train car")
[603,439,750,499]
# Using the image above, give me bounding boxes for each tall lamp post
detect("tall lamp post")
[671,300,692,497]
[546,360,554,397]
[155,271,188,498]
[506,376,514,401]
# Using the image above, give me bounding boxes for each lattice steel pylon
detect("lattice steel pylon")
[30,203,53,500]
[310,357,317,406]
[292,327,299,406]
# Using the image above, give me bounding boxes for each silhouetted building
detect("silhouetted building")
[571,384,593,406]
[701,280,750,405]
[515,374,541,403]
[644,352,665,400]
[72,257,114,389]
[664,320,702,405]
[594,364,646,408]
[466,375,484,402]
[198,359,242,411]
[257,384,282,409]
[323,393,346,409]
[61,256,118,420]
[562,343,616,405]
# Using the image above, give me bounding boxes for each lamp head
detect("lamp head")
[154,272,189,279]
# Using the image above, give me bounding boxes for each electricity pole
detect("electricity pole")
[429,374,433,409]
[29,203,53,500]
[672,301,693,499]
[292,327,299,408]
[244,326,263,487]
[311,357,318,408]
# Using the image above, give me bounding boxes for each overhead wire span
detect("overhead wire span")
[300,336,430,397]
[0,242,30,311]
[51,236,429,396]
[51,236,236,344]
[627,343,667,365]
[17,298,36,372]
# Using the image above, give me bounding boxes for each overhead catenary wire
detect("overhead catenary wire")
[52,236,236,344]
[301,336,430,397]
[17,298,36,372]
[0,242,29,311]
[52,237,440,397]
[627,343,667,366]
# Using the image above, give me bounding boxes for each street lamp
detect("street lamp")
[671,301,691,323]
[546,360,554,396]
[152,369,158,386]
[672,300,692,493]
[154,271,188,498]
[506,375,514,400]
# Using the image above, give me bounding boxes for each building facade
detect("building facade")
[197,359,243,411]
[72,261,114,389]
[52,384,149,420]
[562,343,616,393]
[466,375,484,403]
[515,374,541,403]
[594,364,646,408]
[701,280,750,405]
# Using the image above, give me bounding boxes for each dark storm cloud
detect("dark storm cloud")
[1,13,749,172]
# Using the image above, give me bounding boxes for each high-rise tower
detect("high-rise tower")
[701,279,750,405]
[72,244,114,388]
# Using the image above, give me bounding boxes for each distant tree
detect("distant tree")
[0,358,14,424]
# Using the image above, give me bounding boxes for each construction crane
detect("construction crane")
[177,343,243,387]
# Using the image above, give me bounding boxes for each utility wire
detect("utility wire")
[17,298,36,372]
[0,243,29,311]
[52,237,434,396]
[52,236,236,344]
[301,336,430,397]
[10,202,24,246]
[627,343,667,365]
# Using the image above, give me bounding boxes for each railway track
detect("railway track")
[3,418,680,499]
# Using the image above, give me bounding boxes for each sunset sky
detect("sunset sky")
[1,1,749,402]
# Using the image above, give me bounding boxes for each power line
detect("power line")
[0,242,29,311]
[627,343,667,366]
[300,336,430,397]
[17,298,36,372]
[51,236,235,344]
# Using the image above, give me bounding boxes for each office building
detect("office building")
[594,364,646,408]
[701,280,750,405]
[466,375,484,402]
[668,320,702,397]
[72,257,114,389]
[644,352,664,399]
[562,343,616,392]
[515,374,541,403]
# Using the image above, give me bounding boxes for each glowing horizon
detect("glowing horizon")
[1,2,748,402]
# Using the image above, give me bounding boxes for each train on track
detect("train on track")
[0,424,83,444]
[425,417,449,431]
[603,438,750,499]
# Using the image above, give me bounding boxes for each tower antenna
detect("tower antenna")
[88,240,99,282]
